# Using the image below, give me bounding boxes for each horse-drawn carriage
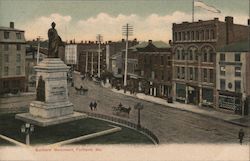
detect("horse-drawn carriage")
[112,103,131,117]
[75,86,88,95]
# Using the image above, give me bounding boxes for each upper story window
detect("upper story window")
[16,33,21,39]
[181,67,185,79]
[189,67,193,80]
[4,66,9,76]
[235,66,241,77]
[220,53,225,61]
[187,31,190,40]
[174,32,177,41]
[220,66,226,76]
[181,50,185,60]
[188,50,193,60]
[161,56,164,65]
[182,32,186,41]
[4,54,9,62]
[178,32,181,41]
[210,29,215,39]
[203,68,208,82]
[205,29,210,40]
[201,30,204,40]
[235,53,241,61]
[16,44,21,51]
[196,31,199,40]
[4,44,9,51]
[4,32,9,39]
[191,31,194,40]
[16,66,21,75]
[16,54,21,62]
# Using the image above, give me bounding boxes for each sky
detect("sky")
[0,0,249,42]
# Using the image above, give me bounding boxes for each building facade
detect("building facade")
[65,44,77,65]
[216,41,250,115]
[0,22,26,94]
[172,17,249,108]
[137,40,172,97]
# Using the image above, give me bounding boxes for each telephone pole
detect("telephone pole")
[96,34,103,78]
[122,23,133,87]
[36,36,42,64]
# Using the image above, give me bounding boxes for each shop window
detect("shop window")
[235,81,241,93]
[202,88,213,103]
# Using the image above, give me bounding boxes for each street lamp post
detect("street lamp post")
[21,123,34,145]
[36,36,42,65]
[134,102,143,129]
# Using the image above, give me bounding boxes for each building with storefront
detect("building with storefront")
[172,16,249,108]
[216,41,250,115]
[137,40,172,97]
[0,22,26,94]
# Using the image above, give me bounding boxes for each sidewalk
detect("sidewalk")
[103,85,249,127]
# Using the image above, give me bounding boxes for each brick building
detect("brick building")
[216,41,250,115]
[0,22,26,94]
[137,40,172,97]
[172,16,249,108]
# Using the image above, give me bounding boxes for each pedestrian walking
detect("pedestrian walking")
[93,101,97,110]
[238,128,244,145]
[89,102,93,111]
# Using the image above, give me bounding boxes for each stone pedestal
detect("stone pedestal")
[16,58,87,127]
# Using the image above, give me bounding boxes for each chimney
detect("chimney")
[148,40,152,44]
[70,40,73,44]
[10,22,14,28]
[225,16,233,24]
[248,19,250,26]
[169,40,172,45]
[133,38,137,42]
[122,39,125,42]
[214,17,219,21]
[225,16,234,44]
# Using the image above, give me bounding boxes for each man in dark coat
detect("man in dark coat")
[238,128,244,145]
[89,102,93,111]
[93,101,97,110]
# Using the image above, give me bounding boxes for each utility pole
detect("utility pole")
[96,34,103,78]
[122,23,133,88]
[36,36,42,64]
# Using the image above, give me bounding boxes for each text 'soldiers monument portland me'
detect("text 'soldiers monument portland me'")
[16,22,86,126]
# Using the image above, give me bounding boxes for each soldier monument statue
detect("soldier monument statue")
[16,22,86,127]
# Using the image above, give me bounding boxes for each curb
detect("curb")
[109,88,249,128]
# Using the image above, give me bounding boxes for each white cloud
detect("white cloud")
[21,13,72,41]
[22,12,248,42]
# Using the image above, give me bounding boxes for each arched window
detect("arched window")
[191,31,195,40]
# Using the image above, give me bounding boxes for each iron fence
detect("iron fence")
[83,111,159,144]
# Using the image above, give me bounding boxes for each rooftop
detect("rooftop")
[0,26,24,32]
[219,41,250,52]
[129,40,170,51]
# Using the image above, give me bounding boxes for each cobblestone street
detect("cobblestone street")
[69,80,250,144]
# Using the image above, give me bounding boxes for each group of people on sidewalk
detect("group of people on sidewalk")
[89,101,98,111]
